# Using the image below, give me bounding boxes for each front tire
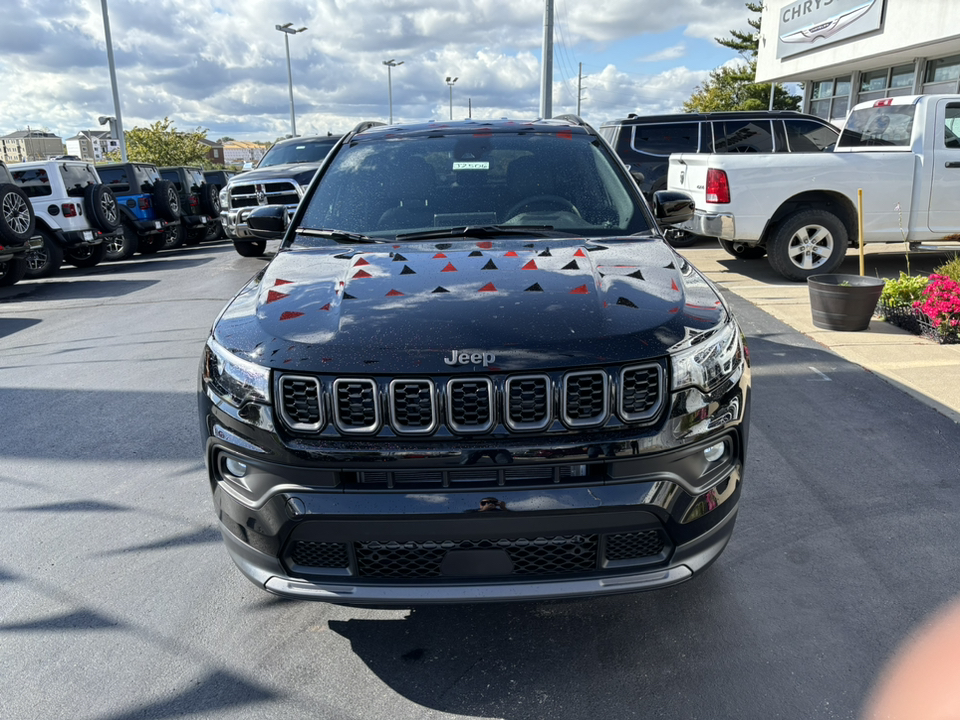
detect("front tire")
[66,242,108,268]
[0,256,28,286]
[24,230,64,279]
[719,239,767,260]
[767,208,848,281]
[234,240,266,257]
[105,224,139,261]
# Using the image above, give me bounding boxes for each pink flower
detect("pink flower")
[914,275,960,330]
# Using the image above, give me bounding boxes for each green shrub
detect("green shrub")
[933,254,960,283]
[880,272,929,307]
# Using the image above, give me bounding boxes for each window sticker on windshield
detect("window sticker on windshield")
[453,161,489,170]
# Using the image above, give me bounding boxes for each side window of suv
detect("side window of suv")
[783,119,839,152]
[160,170,182,191]
[11,168,53,197]
[99,167,130,192]
[711,120,774,153]
[631,122,700,156]
[135,165,159,193]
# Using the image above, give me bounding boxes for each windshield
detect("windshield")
[295,131,650,244]
[258,138,339,167]
[838,105,916,147]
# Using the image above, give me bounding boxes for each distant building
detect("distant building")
[0,129,65,163]
[198,138,226,166]
[64,130,122,162]
[223,141,268,165]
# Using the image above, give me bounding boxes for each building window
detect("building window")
[923,54,960,94]
[859,64,916,103]
[810,76,851,122]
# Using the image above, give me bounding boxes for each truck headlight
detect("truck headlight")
[202,336,271,408]
[670,321,744,392]
[219,188,228,208]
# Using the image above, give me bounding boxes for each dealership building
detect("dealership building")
[756,0,960,123]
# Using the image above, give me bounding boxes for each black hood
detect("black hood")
[233,164,319,186]
[213,236,727,375]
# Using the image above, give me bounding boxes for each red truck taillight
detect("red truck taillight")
[140,197,152,210]
[706,168,730,204]
[61,203,78,217]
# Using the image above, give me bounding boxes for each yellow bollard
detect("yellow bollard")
[858,188,865,276]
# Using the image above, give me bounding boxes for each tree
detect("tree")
[217,136,235,143]
[683,2,801,112]
[104,117,210,166]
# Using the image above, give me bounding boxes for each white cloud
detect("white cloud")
[0,0,753,144]
[637,44,687,63]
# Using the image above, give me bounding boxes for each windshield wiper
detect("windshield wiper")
[396,225,571,241]
[297,229,385,244]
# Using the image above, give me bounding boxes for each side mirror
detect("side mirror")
[652,190,694,226]
[246,205,289,239]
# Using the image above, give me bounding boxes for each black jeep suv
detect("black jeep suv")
[0,160,39,286]
[97,162,181,260]
[159,166,220,248]
[199,117,750,605]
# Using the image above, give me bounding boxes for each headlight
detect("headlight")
[202,336,271,408]
[219,188,228,208]
[670,321,743,392]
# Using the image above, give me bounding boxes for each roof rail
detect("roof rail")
[552,114,587,126]
[349,121,386,136]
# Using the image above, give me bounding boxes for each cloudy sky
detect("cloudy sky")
[3,0,756,144]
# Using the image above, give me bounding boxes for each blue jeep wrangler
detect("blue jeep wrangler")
[97,162,181,260]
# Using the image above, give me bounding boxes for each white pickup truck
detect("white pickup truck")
[668,95,960,280]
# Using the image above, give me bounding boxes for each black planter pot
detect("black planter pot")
[808,274,886,332]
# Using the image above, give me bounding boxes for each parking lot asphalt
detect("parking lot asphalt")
[681,241,960,424]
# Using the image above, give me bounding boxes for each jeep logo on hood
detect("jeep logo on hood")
[444,350,495,367]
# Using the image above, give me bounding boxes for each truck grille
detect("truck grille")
[275,363,664,437]
[229,180,300,209]
[286,530,669,578]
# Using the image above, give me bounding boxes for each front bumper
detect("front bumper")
[222,204,296,240]
[680,210,736,240]
[201,371,749,605]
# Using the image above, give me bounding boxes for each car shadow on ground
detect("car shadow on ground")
[0,278,160,302]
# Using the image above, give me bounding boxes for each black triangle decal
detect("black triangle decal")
[343,292,357,300]
[587,245,608,252]
[392,253,407,262]
[628,269,645,281]
[482,259,498,270]
[616,297,638,308]
[435,243,452,250]
[524,243,535,248]
[333,253,353,260]
[400,265,416,275]
[469,250,484,257]
[432,286,450,293]
[665,261,676,269]
[562,260,579,270]
[524,283,543,292]
[539,249,552,257]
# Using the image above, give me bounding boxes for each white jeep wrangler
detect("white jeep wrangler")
[9,159,122,278]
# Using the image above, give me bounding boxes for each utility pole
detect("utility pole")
[100,0,127,161]
[539,0,554,119]
[577,62,582,116]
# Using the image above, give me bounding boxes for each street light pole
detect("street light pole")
[276,22,308,137]
[446,77,458,120]
[99,0,127,161]
[383,59,403,124]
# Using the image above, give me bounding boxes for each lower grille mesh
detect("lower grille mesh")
[605,530,665,561]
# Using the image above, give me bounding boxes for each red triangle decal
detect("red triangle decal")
[279,311,304,321]
[442,262,457,272]
[504,251,518,257]
[353,269,372,279]
[669,306,680,314]
[433,252,447,258]
[266,289,287,304]
[386,289,404,297]
[570,285,589,295]
[479,282,497,292]
[574,248,586,257]
[274,278,293,286]
[522,259,538,270]
[354,257,370,266]
[671,279,679,292]
[477,241,493,249]
[320,303,331,311]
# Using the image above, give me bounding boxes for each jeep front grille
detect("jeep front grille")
[276,364,664,437]
[229,180,301,209]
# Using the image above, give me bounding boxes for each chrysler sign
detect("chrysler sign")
[776,0,885,59]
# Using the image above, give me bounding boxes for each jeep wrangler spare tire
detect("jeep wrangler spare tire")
[153,180,181,221]
[0,182,36,244]
[199,182,220,217]
[84,184,121,232]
